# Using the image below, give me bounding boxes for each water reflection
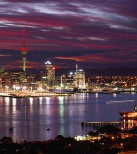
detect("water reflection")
[29,97,33,105]
[45,97,50,104]
[95,93,98,98]
[5,97,10,106]
[5,97,10,104]
[12,98,17,113]
[39,97,43,105]
[0,93,137,141]
[113,93,117,97]
[58,96,64,135]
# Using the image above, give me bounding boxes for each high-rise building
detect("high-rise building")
[75,64,86,89]
[44,61,55,88]
[21,30,27,72]
[0,66,4,90]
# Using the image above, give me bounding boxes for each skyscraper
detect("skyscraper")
[45,61,55,87]
[75,64,86,89]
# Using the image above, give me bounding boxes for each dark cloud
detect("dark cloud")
[0,0,137,70]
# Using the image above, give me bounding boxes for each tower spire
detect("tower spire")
[76,64,78,72]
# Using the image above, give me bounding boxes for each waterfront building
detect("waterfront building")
[3,70,27,90]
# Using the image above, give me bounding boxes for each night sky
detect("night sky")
[0,0,137,72]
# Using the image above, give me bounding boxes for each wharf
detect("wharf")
[81,121,137,129]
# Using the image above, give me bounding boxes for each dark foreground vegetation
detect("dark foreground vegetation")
[1,125,137,154]
[0,136,120,154]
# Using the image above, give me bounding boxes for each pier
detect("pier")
[81,121,137,130]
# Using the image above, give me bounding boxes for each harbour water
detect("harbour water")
[0,93,137,142]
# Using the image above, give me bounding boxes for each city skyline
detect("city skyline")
[0,0,137,71]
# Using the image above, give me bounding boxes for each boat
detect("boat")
[119,105,137,119]
[9,127,13,132]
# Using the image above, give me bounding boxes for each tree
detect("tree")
[98,125,121,134]
[0,137,13,144]
[88,131,98,136]
[55,135,64,141]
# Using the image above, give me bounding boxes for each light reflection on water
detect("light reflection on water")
[58,96,65,135]
[0,93,137,141]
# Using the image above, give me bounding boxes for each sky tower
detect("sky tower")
[21,30,27,72]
